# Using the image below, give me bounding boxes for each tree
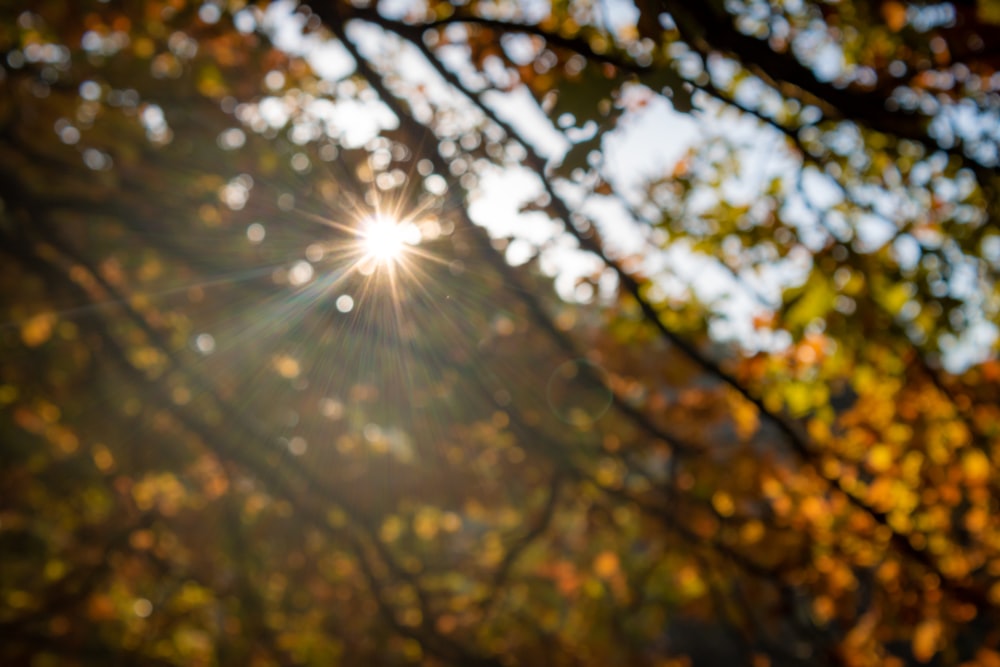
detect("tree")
[1,0,999,664]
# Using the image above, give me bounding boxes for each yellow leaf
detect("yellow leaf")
[413,507,441,540]
[593,551,619,579]
[962,450,991,485]
[21,313,55,347]
[133,36,155,58]
[868,445,893,473]
[740,519,765,545]
[712,491,735,517]
[732,399,759,440]
[676,564,705,598]
[380,515,403,543]
[785,382,812,417]
[912,619,941,663]
[988,581,1000,605]
[882,282,913,315]
[800,496,826,522]
[979,0,1000,25]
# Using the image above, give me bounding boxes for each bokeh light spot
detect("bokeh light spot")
[336,295,354,313]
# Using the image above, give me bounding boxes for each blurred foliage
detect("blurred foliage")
[2,0,1000,665]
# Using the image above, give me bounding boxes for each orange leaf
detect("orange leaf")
[912,619,941,663]
[882,1,907,31]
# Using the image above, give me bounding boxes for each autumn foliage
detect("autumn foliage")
[2,0,1000,665]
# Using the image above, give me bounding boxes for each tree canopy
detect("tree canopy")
[2,0,1000,665]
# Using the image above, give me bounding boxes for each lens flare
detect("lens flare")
[360,215,419,267]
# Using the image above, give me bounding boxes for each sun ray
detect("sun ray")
[360,215,414,264]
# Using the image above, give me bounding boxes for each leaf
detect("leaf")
[880,282,913,315]
[881,1,908,31]
[3,1,1000,665]
[592,551,620,579]
[21,313,56,348]
[979,0,1000,25]
[912,619,941,663]
[783,273,836,331]
[784,381,812,417]
[731,398,759,439]
[961,449,991,485]
[867,445,893,473]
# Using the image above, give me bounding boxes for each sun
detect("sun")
[359,215,419,267]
